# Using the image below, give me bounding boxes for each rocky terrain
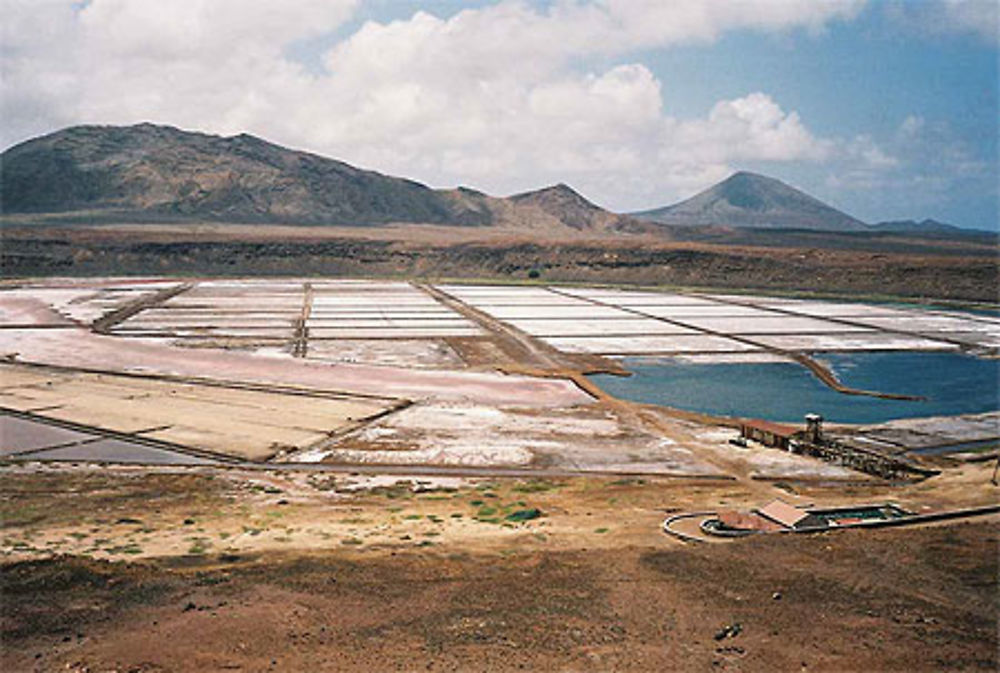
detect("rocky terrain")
[4,125,991,238]
[0,124,643,235]
[0,124,488,226]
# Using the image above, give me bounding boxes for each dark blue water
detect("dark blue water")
[589,352,1000,424]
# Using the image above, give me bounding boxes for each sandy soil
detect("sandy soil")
[1,462,996,672]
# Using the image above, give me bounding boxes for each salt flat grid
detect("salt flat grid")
[122,320,297,329]
[669,315,874,335]
[308,312,459,320]
[307,319,473,328]
[702,293,805,304]
[692,295,1000,349]
[129,311,301,320]
[308,329,482,339]
[166,295,303,304]
[438,285,751,353]
[436,291,586,306]
[505,318,700,337]
[745,301,922,318]
[436,284,1000,355]
[311,301,444,308]
[557,289,721,306]
[310,308,448,315]
[175,295,303,304]
[546,335,760,354]
[0,364,393,462]
[439,286,595,301]
[845,315,1000,333]
[108,280,486,340]
[306,283,483,338]
[437,285,555,294]
[482,305,634,319]
[156,302,302,310]
[627,304,788,318]
[749,333,961,351]
[99,280,999,353]
[933,332,1000,347]
[956,312,1000,325]
[163,303,302,311]
[23,285,183,324]
[116,280,304,338]
[308,279,411,288]
[115,327,294,338]
[441,297,592,306]
[193,279,308,286]
[97,281,180,290]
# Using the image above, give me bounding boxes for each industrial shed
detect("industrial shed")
[739,419,799,450]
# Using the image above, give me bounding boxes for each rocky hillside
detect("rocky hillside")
[0,124,642,235]
[5,125,979,237]
[0,124,497,226]
[436,183,653,236]
[634,171,868,232]
[510,183,625,231]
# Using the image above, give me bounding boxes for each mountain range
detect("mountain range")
[0,124,645,235]
[0,124,983,236]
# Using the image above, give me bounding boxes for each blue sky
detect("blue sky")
[629,11,997,227]
[3,0,998,229]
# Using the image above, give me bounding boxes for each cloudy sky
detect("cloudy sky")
[3,0,997,229]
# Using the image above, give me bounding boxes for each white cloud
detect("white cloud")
[1,0,869,210]
[824,115,992,209]
[885,0,999,45]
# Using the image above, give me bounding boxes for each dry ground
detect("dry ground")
[1,274,997,671]
[1,463,997,672]
[3,223,997,302]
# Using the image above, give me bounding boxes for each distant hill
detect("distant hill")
[3,125,987,239]
[0,124,640,235]
[870,219,961,234]
[0,124,490,226]
[633,171,867,232]
[432,182,649,235]
[507,183,653,233]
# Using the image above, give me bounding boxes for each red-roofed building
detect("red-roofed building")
[756,499,809,529]
[718,510,786,532]
[739,419,799,450]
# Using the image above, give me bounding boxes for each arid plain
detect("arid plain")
[1,276,997,671]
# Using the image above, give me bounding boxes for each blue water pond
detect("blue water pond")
[589,351,1000,425]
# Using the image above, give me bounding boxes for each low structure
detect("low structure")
[736,414,939,481]
[739,419,798,450]
[716,510,785,533]
[701,499,912,537]
[757,499,809,528]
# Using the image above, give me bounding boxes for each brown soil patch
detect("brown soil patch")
[2,521,995,672]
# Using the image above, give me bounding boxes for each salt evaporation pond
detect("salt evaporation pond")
[589,352,1000,424]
